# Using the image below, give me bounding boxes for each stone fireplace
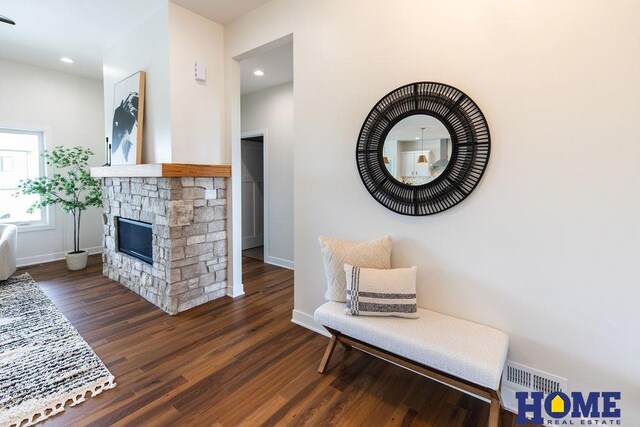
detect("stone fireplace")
[92,164,230,315]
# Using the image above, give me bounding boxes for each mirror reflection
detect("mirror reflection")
[382,114,452,185]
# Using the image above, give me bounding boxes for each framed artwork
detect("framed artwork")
[111,71,145,165]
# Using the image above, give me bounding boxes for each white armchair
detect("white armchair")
[0,224,17,280]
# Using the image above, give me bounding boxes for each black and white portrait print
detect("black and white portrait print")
[111,71,145,165]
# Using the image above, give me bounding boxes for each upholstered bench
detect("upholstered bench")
[314,301,509,427]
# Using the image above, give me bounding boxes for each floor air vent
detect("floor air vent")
[503,361,567,395]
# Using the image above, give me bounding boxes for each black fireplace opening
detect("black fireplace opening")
[117,217,153,265]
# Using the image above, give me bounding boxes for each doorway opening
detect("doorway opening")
[235,35,294,290]
[241,134,265,262]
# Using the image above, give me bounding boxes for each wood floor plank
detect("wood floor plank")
[12,255,527,427]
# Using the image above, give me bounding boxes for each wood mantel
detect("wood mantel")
[90,163,231,178]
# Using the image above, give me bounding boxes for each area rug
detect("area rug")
[0,273,116,427]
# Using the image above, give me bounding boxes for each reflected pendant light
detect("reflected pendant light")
[417,127,428,163]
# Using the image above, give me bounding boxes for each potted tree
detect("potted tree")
[16,146,102,270]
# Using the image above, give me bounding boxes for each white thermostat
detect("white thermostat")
[194,62,206,82]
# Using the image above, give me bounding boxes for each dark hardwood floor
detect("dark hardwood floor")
[17,255,520,426]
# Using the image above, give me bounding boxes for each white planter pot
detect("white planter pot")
[66,251,88,271]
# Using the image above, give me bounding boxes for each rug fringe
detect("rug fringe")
[8,376,116,427]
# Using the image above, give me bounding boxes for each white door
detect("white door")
[241,139,264,249]
[401,152,415,177]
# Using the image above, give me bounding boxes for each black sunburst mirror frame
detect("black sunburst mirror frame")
[356,82,491,216]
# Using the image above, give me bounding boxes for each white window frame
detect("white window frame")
[0,125,55,233]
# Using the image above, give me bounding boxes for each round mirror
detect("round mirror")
[382,114,452,186]
[356,82,490,216]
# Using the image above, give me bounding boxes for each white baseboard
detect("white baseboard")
[226,288,245,298]
[500,386,518,414]
[243,236,264,249]
[17,246,103,268]
[264,255,294,270]
[291,309,330,337]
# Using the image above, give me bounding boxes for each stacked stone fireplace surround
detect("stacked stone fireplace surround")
[102,176,228,314]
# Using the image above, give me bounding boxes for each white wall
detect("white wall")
[0,59,104,265]
[168,3,225,164]
[241,83,294,268]
[103,4,172,164]
[103,3,225,165]
[224,0,640,421]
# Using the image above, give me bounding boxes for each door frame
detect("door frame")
[241,129,269,265]
[228,34,294,299]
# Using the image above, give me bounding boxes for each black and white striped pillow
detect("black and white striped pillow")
[344,264,418,318]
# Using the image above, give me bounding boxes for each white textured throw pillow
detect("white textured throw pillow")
[344,264,418,318]
[318,235,392,302]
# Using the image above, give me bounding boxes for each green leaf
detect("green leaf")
[14,146,103,236]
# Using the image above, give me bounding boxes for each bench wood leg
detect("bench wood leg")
[317,333,339,373]
[488,392,501,427]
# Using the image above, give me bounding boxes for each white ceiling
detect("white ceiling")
[386,114,451,142]
[170,0,271,25]
[0,0,166,79]
[239,41,293,95]
[0,0,273,80]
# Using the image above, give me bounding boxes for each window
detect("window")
[0,128,51,230]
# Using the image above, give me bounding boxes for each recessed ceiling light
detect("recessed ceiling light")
[415,137,420,140]
[60,57,74,64]
[253,69,264,76]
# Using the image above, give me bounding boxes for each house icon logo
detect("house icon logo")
[550,394,565,414]
[515,391,622,424]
